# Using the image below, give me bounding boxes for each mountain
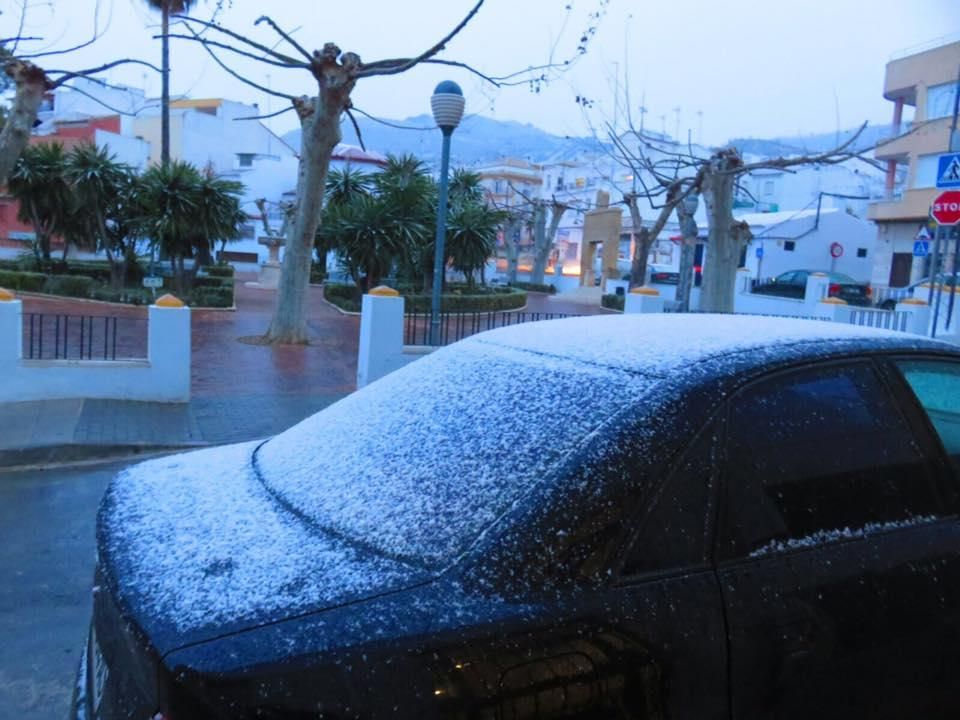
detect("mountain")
[729,124,899,158]
[282,114,601,168]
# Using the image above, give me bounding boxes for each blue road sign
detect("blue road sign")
[755,246,764,259]
[937,153,960,189]
[914,240,930,257]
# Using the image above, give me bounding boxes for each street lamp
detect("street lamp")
[429,80,465,346]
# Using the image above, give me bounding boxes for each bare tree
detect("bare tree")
[170,0,605,343]
[0,3,160,186]
[607,122,875,312]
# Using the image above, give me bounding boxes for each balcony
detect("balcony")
[874,118,951,161]
[868,187,938,222]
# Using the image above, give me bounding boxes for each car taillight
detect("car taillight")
[866,285,872,297]
[828,283,841,296]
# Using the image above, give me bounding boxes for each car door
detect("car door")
[715,358,960,719]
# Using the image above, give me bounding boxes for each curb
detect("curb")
[0,441,209,473]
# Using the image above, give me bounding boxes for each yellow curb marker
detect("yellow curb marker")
[369,286,400,297]
[0,287,14,301]
[155,293,185,308]
[629,286,660,296]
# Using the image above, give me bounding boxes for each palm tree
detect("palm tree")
[8,142,73,261]
[446,201,504,289]
[134,160,202,290]
[65,143,136,284]
[191,169,246,266]
[144,1,197,167]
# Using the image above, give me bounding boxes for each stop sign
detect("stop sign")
[932,190,960,225]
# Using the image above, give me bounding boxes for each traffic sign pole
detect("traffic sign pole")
[946,230,960,329]
[932,224,945,338]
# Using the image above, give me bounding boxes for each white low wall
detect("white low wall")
[0,298,191,403]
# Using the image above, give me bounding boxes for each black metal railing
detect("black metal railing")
[24,313,148,360]
[404,310,580,346]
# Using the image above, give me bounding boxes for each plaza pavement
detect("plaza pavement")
[0,276,607,468]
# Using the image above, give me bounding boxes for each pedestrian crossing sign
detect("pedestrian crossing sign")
[938,153,960,189]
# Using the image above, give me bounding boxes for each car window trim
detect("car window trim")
[878,353,960,504]
[612,410,724,587]
[712,355,949,566]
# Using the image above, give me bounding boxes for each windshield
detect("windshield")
[258,338,654,568]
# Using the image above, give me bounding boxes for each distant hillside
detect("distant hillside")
[283,113,601,168]
[730,124,899,158]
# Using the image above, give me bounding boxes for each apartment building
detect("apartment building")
[868,39,960,287]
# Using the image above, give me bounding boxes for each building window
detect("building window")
[784,240,796,251]
[927,82,958,121]
[237,153,255,168]
[763,180,775,196]
[857,248,867,258]
[556,176,564,191]
[494,180,504,193]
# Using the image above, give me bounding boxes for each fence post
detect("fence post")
[0,289,22,367]
[357,286,405,389]
[818,296,851,324]
[149,294,192,402]
[896,297,932,336]
[625,286,665,314]
[805,272,830,309]
[734,267,753,313]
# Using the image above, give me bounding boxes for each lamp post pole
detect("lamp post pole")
[429,81,465,347]
[431,128,454,346]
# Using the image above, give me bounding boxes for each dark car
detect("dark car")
[753,269,872,306]
[877,274,960,310]
[76,315,960,720]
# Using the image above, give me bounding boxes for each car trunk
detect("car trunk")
[96,441,432,657]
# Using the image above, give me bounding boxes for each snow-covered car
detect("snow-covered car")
[76,315,960,719]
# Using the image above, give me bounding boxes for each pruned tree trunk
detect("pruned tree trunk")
[674,200,697,312]
[266,105,340,343]
[503,217,521,284]
[700,154,750,313]
[266,50,357,344]
[626,189,679,289]
[0,61,49,187]
[530,200,566,285]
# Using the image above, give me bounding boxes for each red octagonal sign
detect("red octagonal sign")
[932,190,960,226]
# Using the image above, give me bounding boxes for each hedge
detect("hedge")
[186,286,233,308]
[44,275,95,298]
[601,294,624,311]
[0,269,47,292]
[90,287,152,305]
[310,263,327,284]
[509,280,557,295]
[204,264,235,278]
[323,282,526,313]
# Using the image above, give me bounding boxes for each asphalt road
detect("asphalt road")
[0,460,129,720]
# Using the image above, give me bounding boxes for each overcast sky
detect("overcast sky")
[5,0,959,146]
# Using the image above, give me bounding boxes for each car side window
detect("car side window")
[777,272,797,284]
[719,362,945,560]
[896,359,960,475]
[621,419,717,576]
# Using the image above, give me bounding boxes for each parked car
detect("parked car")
[649,263,680,285]
[752,269,872,306]
[77,315,960,720]
[877,273,960,310]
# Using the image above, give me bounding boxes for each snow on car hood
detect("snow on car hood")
[99,441,427,642]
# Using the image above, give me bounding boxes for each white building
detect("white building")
[733,208,877,282]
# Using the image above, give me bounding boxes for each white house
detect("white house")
[733,207,877,282]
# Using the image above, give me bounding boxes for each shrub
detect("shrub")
[601,294,624,311]
[510,281,557,295]
[193,276,227,289]
[204,264,235,278]
[187,286,234,308]
[44,275,95,298]
[90,287,151,305]
[0,269,47,292]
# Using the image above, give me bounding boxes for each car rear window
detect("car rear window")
[258,339,655,568]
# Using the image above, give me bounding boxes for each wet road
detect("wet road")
[0,460,131,720]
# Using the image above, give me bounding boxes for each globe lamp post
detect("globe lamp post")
[429,81,465,346]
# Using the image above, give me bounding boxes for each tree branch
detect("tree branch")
[170,13,304,66]
[160,33,308,68]
[46,58,162,87]
[358,0,484,78]
[254,15,313,62]
[233,105,296,122]
[345,107,366,151]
